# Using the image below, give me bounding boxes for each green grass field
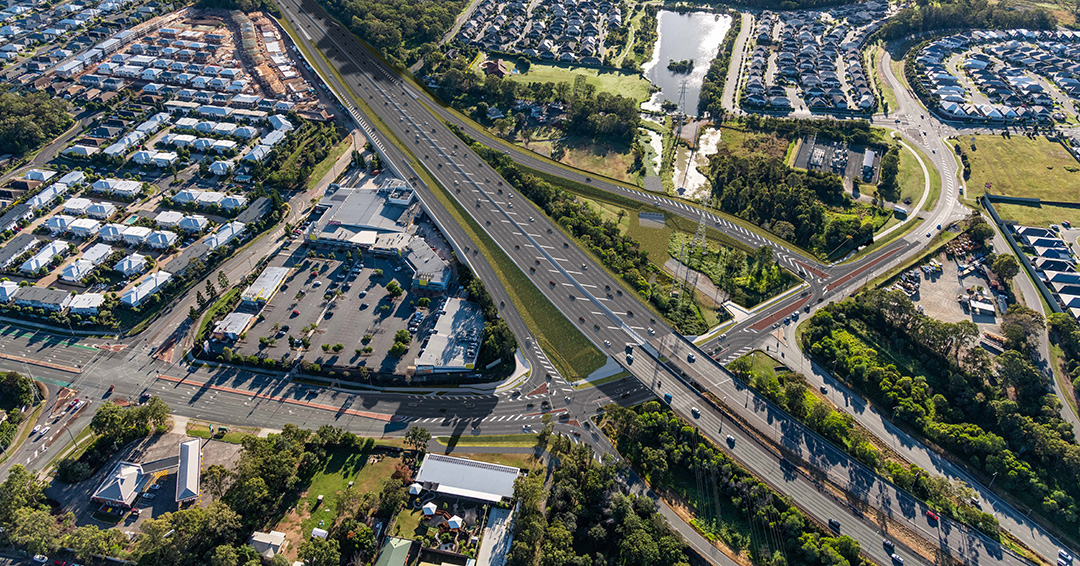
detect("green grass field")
[990,201,1080,228]
[186,422,257,444]
[305,136,353,190]
[297,447,399,539]
[897,145,925,207]
[526,136,638,182]
[961,135,1080,202]
[742,350,789,379]
[873,45,899,112]
[436,434,540,448]
[506,60,653,103]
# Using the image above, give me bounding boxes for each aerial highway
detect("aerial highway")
[270,1,1059,565]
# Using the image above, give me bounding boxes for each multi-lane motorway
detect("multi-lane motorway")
[271,1,1071,565]
[0,5,1068,566]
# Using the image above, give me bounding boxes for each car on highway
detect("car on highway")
[522,425,532,432]
[691,407,700,418]
[687,353,696,363]
[39,426,50,437]
[1061,550,1073,563]
[827,519,840,532]
[726,435,735,446]
[883,539,894,552]
[925,510,939,522]
[891,554,904,565]
[663,393,673,404]
[32,425,40,434]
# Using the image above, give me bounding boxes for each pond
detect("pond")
[641,10,732,115]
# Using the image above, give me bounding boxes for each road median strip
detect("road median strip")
[0,352,81,373]
[155,374,397,422]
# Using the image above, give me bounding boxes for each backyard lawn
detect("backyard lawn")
[961,134,1080,202]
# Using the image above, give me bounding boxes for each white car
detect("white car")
[31,556,48,564]
[39,426,50,437]
[31,425,40,434]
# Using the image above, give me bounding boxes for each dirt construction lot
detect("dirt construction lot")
[908,251,1001,335]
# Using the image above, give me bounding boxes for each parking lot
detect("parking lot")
[232,245,441,375]
[899,251,1003,335]
[792,136,876,189]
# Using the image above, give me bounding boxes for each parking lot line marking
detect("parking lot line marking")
[155,374,397,422]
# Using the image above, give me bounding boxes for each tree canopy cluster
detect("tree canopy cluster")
[707,148,879,256]
[56,397,170,483]
[458,265,517,368]
[43,422,392,565]
[804,287,1080,531]
[668,234,795,308]
[728,354,999,536]
[1049,314,1080,399]
[319,0,465,66]
[698,12,742,118]
[433,65,641,146]
[507,441,690,566]
[875,0,1054,41]
[0,371,33,450]
[0,92,72,156]
[604,402,868,566]
[450,123,708,333]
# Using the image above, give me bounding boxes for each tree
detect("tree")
[298,537,340,566]
[209,545,239,566]
[991,254,1020,281]
[217,271,229,290]
[0,465,46,528]
[65,525,124,562]
[404,426,431,454]
[393,329,411,344]
[970,221,995,243]
[189,306,199,320]
[11,507,60,556]
[203,464,234,499]
[386,280,402,298]
[389,342,408,357]
[206,279,217,297]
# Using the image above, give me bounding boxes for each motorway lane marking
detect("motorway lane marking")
[155,374,400,422]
